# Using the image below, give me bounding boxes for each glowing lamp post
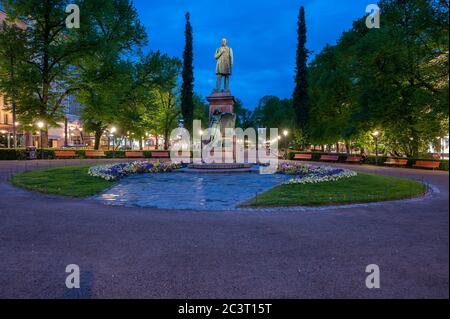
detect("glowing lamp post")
[283,130,289,159]
[110,127,117,153]
[372,131,380,165]
[37,121,45,159]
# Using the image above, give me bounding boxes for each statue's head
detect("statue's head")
[221,38,227,47]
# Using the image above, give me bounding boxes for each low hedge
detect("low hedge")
[0,149,28,160]
[1,148,447,171]
[0,148,182,160]
[289,151,449,171]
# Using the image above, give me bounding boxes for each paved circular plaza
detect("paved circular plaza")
[0,160,448,298]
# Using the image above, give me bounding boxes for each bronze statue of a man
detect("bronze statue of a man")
[214,38,234,92]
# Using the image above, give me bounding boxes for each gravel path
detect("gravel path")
[0,159,448,299]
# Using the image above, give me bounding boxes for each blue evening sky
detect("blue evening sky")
[134,0,370,109]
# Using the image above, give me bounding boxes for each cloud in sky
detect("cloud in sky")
[134,0,370,109]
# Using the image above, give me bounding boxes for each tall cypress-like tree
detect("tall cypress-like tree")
[181,12,194,133]
[292,6,309,146]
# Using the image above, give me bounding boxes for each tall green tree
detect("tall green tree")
[0,0,96,146]
[0,18,28,147]
[74,0,147,149]
[307,0,448,157]
[180,12,194,134]
[252,96,295,130]
[292,6,309,148]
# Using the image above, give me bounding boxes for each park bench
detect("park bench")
[177,152,192,157]
[293,154,312,161]
[54,151,77,158]
[85,151,106,158]
[346,156,362,164]
[319,155,339,162]
[413,160,441,170]
[151,152,170,158]
[384,158,408,166]
[125,151,144,158]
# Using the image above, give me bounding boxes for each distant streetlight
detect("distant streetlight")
[37,121,45,159]
[372,131,380,165]
[283,130,289,159]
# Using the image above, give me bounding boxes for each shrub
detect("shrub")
[0,149,28,160]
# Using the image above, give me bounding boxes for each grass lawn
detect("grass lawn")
[10,165,115,197]
[243,173,427,207]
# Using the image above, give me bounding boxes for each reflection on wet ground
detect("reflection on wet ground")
[95,172,290,210]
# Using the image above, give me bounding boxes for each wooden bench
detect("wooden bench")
[384,158,408,166]
[177,152,192,157]
[320,155,339,162]
[85,151,106,157]
[125,151,144,158]
[346,156,362,164]
[413,160,440,170]
[151,152,170,158]
[293,154,312,161]
[54,151,77,158]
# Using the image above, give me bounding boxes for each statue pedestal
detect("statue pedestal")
[206,91,237,164]
[207,92,236,118]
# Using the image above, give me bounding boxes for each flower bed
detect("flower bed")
[277,162,357,185]
[88,161,183,181]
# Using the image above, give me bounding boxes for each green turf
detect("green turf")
[10,165,115,197]
[243,173,427,207]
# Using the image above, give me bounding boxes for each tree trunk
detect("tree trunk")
[139,138,143,151]
[12,101,17,148]
[64,118,68,147]
[41,130,49,148]
[345,141,351,155]
[94,130,103,150]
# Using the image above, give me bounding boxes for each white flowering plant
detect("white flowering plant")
[277,162,357,185]
[88,161,183,181]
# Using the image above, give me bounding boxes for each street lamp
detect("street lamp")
[283,130,289,159]
[37,121,45,159]
[372,130,380,165]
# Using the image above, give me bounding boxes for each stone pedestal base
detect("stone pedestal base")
[207,91,236,118]
[206,92,238,163]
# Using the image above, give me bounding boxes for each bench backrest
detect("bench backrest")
[346,156,362,162]
[125,152,144,157]
[294,154,312,160]
[85,151,105,157]
[151,152,170,158]
[415,160,440,168]
[177,152,192,157]
[320,155,339,161]
[54,151,76,157]
[385,158,408,164]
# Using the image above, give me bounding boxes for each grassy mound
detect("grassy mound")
[244,173,427,207]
